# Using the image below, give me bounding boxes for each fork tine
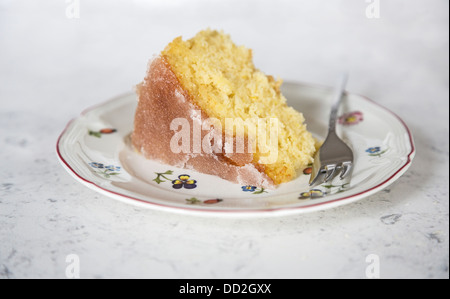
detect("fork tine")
[323,164,337,182]
[339,161,353,179]
[309,167,326,186]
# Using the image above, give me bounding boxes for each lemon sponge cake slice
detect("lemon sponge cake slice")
[132,29,316,188]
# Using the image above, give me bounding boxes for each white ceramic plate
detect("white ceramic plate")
[56,82,415,217]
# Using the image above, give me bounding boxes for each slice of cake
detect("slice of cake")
[132,29,316,188]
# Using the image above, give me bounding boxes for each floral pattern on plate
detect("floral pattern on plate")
[186,198,223,205]
[172,174,197,189]
[88,128,117,138]
[152,171,198,189]
[89,162,121,178]
[338,111,364,125]
[366,146,388,157]
[241,185,268,194]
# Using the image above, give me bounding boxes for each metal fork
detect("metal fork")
[309,73,354,187]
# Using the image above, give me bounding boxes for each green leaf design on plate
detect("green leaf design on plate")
[368,149,388,157]
[88,130,102,138]
[95,169,120,179]
[252,187,268,195]
[153,170,174,184]
[186,197,201,204]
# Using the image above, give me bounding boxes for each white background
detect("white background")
[0,0,448,278]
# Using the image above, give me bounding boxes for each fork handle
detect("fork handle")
[328,73,348,132]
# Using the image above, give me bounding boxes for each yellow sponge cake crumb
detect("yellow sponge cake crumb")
[161,29,316,184]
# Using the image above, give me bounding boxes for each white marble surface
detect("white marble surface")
[0,0,448,279]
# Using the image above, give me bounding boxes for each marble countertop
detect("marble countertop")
[1,0,448,279]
